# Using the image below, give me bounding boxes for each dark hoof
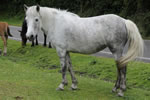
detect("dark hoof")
[48,44,52,48]
[43,44,47,47]
[70,87,79,91]
[3,53,7,56]
[22,44,26,47]
[22,46,25,48]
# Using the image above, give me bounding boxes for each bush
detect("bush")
[1,0,150,37]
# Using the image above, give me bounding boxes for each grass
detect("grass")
[0,39,150,100]
[0,12,23,26]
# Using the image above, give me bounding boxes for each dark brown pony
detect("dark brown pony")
[0,22,12,56]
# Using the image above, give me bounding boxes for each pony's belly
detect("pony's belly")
[68,45,106,54]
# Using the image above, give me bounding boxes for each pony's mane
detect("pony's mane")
[58,9,79,17]
[27,6,80,18]
[26,6,80,21]
[26,6,39,16]
[44,7,79,18]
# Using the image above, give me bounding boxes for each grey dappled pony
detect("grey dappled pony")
[24,5,144,96]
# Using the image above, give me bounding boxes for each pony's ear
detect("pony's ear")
[36,4,40,12]
[24,4,28,12]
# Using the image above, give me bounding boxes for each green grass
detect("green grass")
[0,39,150,100]
[0,12,23,26]
[0,18,22,26]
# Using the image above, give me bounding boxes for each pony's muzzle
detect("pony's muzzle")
[26,34,34,41]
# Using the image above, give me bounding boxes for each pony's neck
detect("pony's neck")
[40,7,58,34]
[39,7,79,35]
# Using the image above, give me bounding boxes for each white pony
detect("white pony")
[24,5,144,96]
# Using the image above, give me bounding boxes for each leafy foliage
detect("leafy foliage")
[0,0,150,36]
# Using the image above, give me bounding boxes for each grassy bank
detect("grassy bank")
[0,39,150,99]
[0,12,23,26]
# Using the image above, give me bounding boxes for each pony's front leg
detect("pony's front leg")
[31,39,34,47]
[1,35,7,56]
[48,42,52,48]
[43,34,47,47]
[35,35,38,45]
[66,53,78,90]
[56,49,68,90]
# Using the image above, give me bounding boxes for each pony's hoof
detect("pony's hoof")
[48,44,52,48]
[117,91,124,97]
[3,53,7,56]
[43,44,47,47]
[56,83,65,91]
[70,87,76,90]
[31,44,34,47]
[56,87,64,91]
[70,87,79,91]
[71,84,78,90]
[112,88,117,93]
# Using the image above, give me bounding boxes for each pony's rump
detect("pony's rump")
[119,20,144,66]
[0,22,13,37]
[7,27,13,37]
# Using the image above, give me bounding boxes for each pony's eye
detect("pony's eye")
[35,19,38,22]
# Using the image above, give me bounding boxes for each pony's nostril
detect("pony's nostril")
[31,35,34,38]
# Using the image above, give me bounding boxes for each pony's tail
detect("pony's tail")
[7,27,13,37]
[119,20,144,66]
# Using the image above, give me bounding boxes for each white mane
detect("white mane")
[27,6,79,18]
[59,10,79,17]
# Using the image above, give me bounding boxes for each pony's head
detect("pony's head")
[24,4,41,41]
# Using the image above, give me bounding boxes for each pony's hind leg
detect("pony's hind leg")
[117,65,127,97]
[1,35,7,56]
[112,63,121,93]
[56,48,68,90]
[66,53,78,90]
[109,46,127,96]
